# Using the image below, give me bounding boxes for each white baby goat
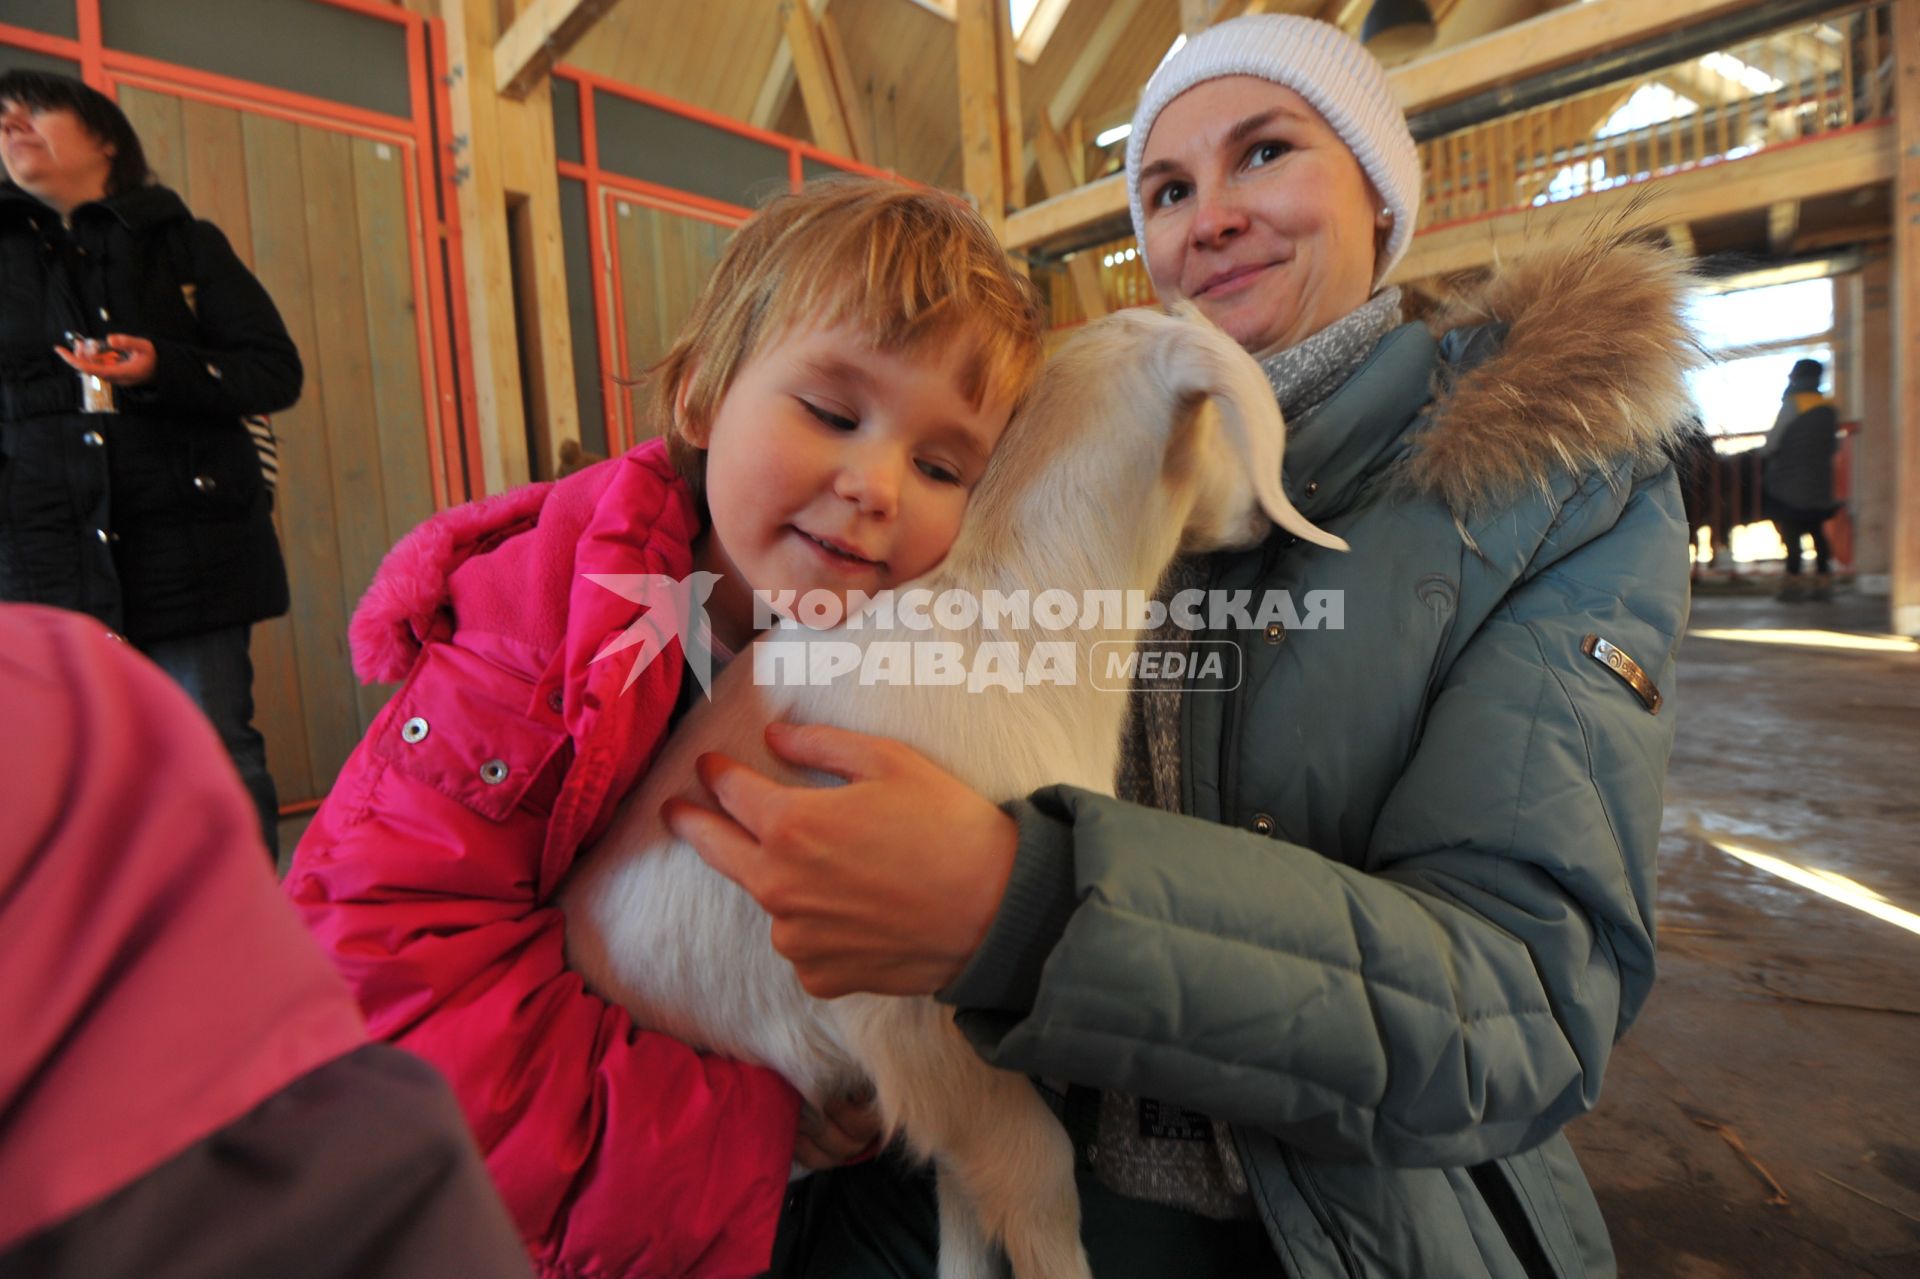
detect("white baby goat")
[560,303,1345,1279]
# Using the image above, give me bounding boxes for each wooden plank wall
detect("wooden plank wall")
[118,85,440,804]
[610,197,731,443]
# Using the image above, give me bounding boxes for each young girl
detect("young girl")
[285,179,1043,1279]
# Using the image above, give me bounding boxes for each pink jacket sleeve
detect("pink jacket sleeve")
[287,636,800,1279]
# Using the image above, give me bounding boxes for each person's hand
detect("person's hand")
[55,334,157,386]
[795,1086,883,1170]
[662,722,1017,999]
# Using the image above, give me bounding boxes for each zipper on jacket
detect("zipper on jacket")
[1281,1145,1364,1279]
[1211,553,1249,821]
[1214,533,1288,824]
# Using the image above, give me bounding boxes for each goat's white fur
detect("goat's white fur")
[560,305,1344,1279]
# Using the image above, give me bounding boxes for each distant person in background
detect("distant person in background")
[0,70,300,856]
[1759,357,1840,601]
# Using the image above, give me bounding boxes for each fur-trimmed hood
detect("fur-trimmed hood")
[1403,235,1700,519]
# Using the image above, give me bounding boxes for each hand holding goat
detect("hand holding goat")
[562,304,1344,1279]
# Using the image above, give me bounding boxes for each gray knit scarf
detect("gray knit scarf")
[1091,288,1403,1219]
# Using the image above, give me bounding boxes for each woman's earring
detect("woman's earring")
[1377,207,1394,227]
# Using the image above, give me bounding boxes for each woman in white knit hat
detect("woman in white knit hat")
[684,15,1697,1277]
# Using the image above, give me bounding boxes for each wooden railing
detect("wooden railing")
[1418,1,1889,228]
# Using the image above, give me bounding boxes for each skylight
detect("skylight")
[1699,51,1785,96]
[1596,83,1698,140]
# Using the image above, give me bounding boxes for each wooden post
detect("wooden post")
[444,0,530,494]
[1766,200,1801,254]
[956,0,1020,239]
[1855,248,1896,592]
[1035,115,1108,320]
[1893,0,1920,634]
[997,0,1023,213]
[498,79,580,481]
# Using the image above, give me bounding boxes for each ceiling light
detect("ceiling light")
[1360,0,1436,60]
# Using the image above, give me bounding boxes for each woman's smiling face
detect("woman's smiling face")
[1136,77,1383,356]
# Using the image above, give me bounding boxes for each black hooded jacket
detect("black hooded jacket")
[0,180,299,641]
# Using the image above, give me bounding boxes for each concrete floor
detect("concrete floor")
[1569,589,1920,1276]
[275,589,1920,1273]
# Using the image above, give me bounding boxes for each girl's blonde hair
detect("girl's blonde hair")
[648,178,1044,500]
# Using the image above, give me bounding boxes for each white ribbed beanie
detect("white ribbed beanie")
[1125,15,1421,283]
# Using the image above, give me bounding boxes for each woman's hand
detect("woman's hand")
[55,334,157,386]
[663,722,1017,999]
[795,1087,883,1170]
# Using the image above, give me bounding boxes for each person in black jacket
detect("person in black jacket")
[0,70,301,856]
[1759,357,1841,601]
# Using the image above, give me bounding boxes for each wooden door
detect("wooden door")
[607,194,734,445]
[119,85,440,803]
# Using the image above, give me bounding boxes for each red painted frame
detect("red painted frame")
[0,0,474,508]
[554,63,900,454]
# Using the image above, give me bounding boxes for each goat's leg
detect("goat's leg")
[934,1159,1003,1279]
[836,998,1091,1279]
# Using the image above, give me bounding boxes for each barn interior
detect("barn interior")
[3,2,1917,1275]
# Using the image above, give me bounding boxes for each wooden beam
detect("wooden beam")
[1766,199,1801,255]
[752,0,831,129]
[818,11,875,164]
[446,0,530,492]
[1005,171,1129,250]
[1018,0,1148,190]
[786,0,856,159]
[1035,115,1108,318]
[1387,0,1763,115]
[1032,114,1079,202]
[1892,0,1920,634]
[751,45,796,129]
[1047,0,1148,132]
[1788,222,1894,255]
[1388,124,1894,284]
[494,0,621,99]
[956,0,1020,236]
[1016,0,1075,64]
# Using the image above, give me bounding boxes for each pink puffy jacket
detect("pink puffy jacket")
[286,441,800,1279]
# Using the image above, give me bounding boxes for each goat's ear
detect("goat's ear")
[1161,315,1349,552]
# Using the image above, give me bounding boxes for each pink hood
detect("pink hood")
[0,605,366,1250]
